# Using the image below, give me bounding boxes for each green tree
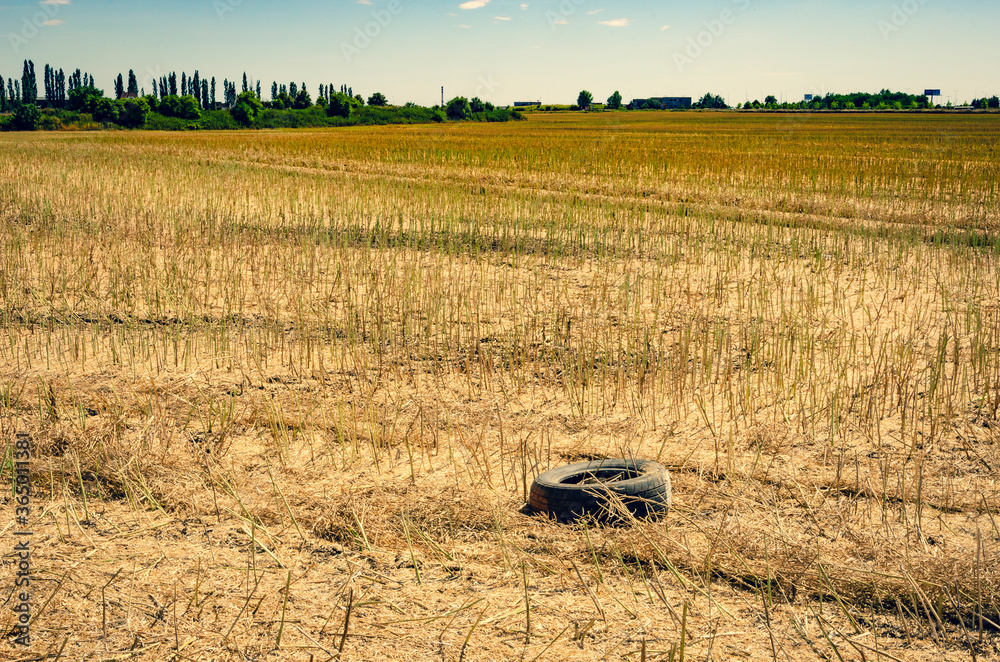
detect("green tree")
[66,85,104,112]
[327,92,352,118]
[10,103,40,130]
[21,60,37,105]
[694,93,728,109]
[158,94,201,119]
[293,88,312,109]
[93,97,121,123]
[119,98,150,128]
[127,69,139,96]
[606,90,622,109]
[469,96,486,113]
[230,90,262,126]
[446,96,471,120]
[577,90,593,110]
[368,92,389,107]
[115,74,124,99]
[764,95,777,107]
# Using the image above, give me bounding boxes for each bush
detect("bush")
[10,104,40,130]
[119,98,150,128]
[143,113,192,131]
[446,96,471,120]
[198,110,240,130]
[159,95,201,119]
[39,108,63,130]
[93,98,121,124]
[66,86,104,112]
[327,93,353,118]
[231,91,263,126]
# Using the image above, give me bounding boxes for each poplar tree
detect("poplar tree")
[22,60,38,105]
[55,68,65,106]
[115,74,124,99]
[127,69,138,96]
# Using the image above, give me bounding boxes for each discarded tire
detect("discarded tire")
[528,459,671,523]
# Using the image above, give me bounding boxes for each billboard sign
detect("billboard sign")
[924,89,941,96]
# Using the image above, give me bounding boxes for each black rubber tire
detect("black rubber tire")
[528,459,671,523]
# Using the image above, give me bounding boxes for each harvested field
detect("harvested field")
[2,111,1000,661]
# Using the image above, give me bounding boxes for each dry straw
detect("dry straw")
[0,112,998,660]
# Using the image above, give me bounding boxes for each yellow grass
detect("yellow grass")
[1,111,999,661]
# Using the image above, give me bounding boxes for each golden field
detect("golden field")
[1,111,999,661]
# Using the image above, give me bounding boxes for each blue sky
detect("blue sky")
[2,0,998,106]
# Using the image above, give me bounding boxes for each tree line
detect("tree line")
[1,59,525,131]
[555,89,996,112]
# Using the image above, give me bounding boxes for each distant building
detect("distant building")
[630,97,692,110]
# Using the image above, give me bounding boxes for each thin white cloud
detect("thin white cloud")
[553,18,568,25]
[494,16,511,20]
[457,24,471,28]
[43,19,64,24]
[660,25,670,31]
[40,0,71,4]
[356,0,372,4]
[598,18,630,27]
[520,3,528,9]
[587,9,605,14]
[459,0,489,9]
